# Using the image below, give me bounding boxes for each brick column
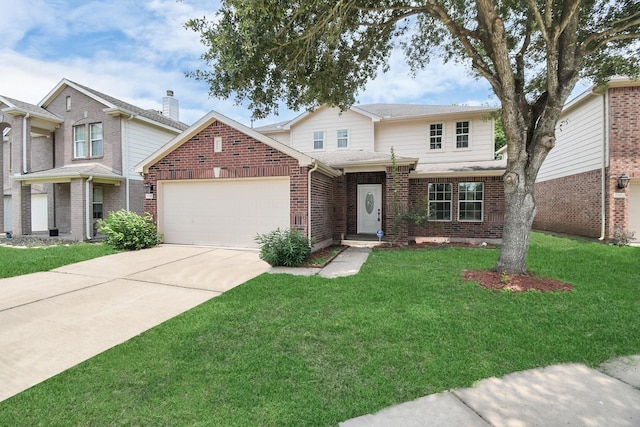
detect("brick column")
[10,181,31,236]
[70,178,87,241]
[385,165,410,243]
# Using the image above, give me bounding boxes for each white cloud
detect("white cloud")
[0,0,500,128]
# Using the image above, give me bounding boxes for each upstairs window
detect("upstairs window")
[429,123,443,150]
[456,121,470,148]
[90,123,103,157]
[73,125,87,158]
[459,182,484,221]
[74,123,103,158]
[313,131,324,150]
[337,129,349,148]
[427,183,452,221]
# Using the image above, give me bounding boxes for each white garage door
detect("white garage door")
[31,194,48,232]
[160,177,290,247]
[629,181,640,243]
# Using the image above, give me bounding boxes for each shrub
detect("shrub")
[255,227,313,267]
[612,228,636,247]
[98,210,162,250]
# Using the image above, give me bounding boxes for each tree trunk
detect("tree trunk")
[496,184,536,274]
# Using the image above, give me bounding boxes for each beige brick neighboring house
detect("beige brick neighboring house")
[1,79,187,240]
[533,77,640,243]
[136,104,506,249]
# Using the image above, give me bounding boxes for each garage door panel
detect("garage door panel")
[160,178,290,247]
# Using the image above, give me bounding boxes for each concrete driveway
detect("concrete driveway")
[0,245,270,402]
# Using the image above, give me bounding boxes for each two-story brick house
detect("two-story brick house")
[137,104,506,249]
[1,79,187,240]
[533,77,640,242]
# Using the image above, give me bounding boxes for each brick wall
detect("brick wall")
[385,165,411,241]
[144,120,310,237]
[49,86,123,171]
[408,176,504,240]
[310,171,334,245]
[332,174,347,240]
[534,169,603,238]
[53,183,71,233]
[607,86,640,237]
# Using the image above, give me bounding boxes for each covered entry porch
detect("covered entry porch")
[13,164,123,241]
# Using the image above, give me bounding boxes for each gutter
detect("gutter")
[86,176,93,240]
[307,160,320,243]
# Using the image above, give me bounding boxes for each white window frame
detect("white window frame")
[455,120,471,149]
[313,131,325,151]
[337,129,349,149]
[73,125,87,158]
[427,183,452,221]
[429,123,444,151]
[90,123,103,157]
[458,182,484,222]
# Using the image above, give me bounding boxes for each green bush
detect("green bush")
[98,210,162,251]
[255,227,313,267]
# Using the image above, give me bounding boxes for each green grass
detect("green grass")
[0,243,118,278]
[1,233,639,426]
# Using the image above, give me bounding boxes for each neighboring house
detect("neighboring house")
[533,77,640,242]
[1,79,187,240]
[137,103,505,249]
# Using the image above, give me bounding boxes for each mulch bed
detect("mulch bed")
[463,269,575,293]
[302,245,348,267]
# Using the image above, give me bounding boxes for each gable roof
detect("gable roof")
[0,95,64,123]
[39,79,188,132]
[255,103,498,133]
[135,110,341,177]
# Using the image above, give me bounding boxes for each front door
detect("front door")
[357,184,382,234]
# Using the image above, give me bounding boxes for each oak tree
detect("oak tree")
[187,0,640,273]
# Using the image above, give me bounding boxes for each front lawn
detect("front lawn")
[1,233,638,426]
[0,242,118,279]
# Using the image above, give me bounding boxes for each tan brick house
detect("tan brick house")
[533,77,640,243]
[137,104,506,249]
[1,79,186,240]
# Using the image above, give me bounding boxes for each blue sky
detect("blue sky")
[0,0,586,128]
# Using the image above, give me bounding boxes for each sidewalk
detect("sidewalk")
[340,355,640,426]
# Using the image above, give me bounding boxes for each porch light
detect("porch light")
[144,183,154,194]
[617,173,631,189]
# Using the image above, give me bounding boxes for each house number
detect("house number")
[365,192,374,214]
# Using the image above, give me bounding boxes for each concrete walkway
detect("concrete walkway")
[269,246,372,278]
[341,356,640,426]
[0,245,270,402]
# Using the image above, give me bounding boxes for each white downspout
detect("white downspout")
[599,91,609,241]
[22,113,30,174]
[123,114,134,211]
[307,160,319,243]
[86,176,94,240]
